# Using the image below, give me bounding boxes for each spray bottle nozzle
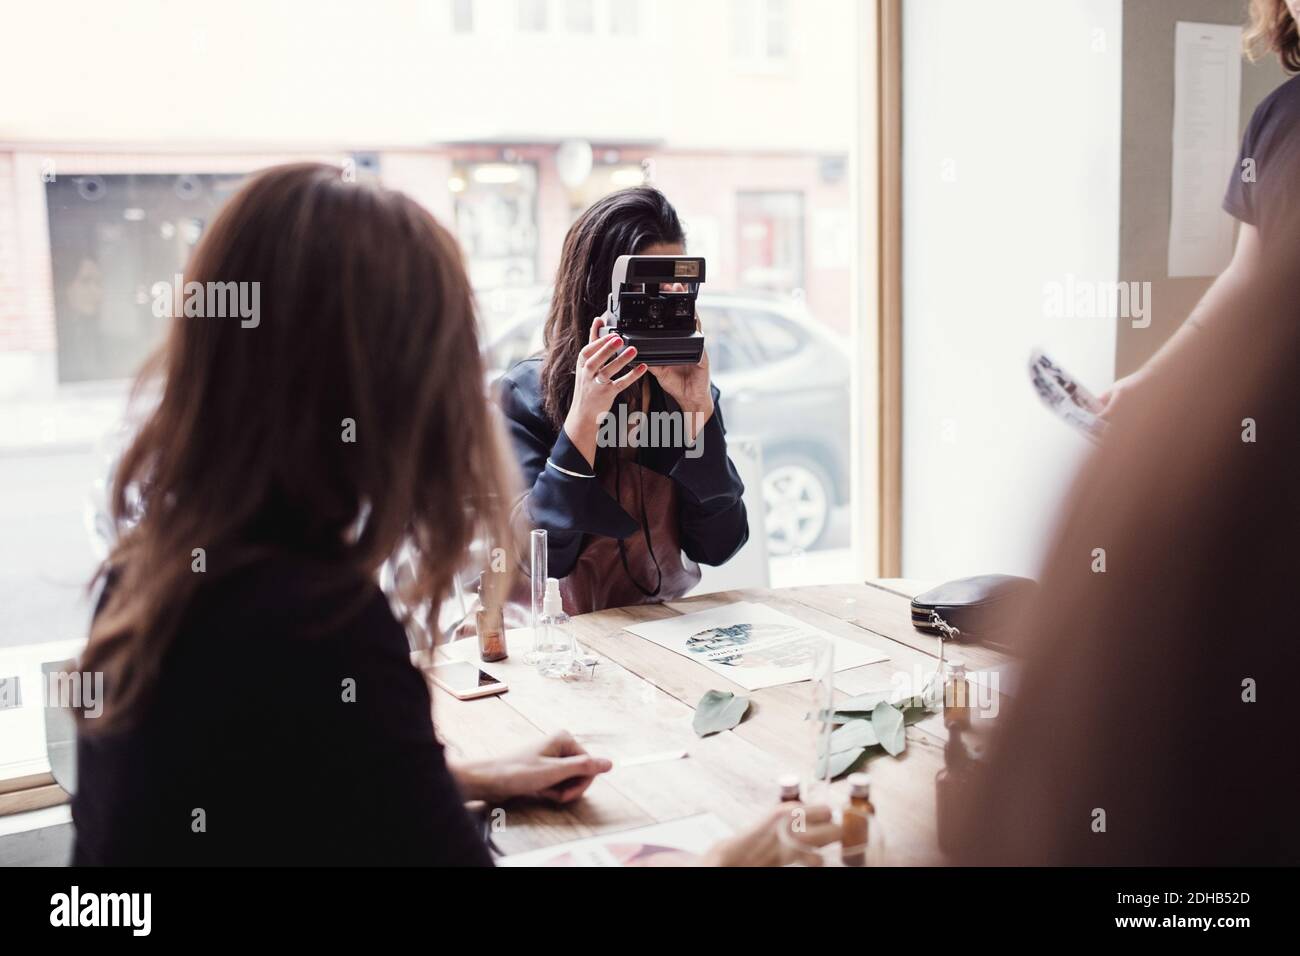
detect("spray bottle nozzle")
[542,577,564,618]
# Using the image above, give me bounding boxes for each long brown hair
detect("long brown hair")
[539,186,684,428]
[83,163,516,729]
[1245,0,1300,72]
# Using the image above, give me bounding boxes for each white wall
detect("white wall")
[901,0,1122,581]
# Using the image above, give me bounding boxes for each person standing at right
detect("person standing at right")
[1101,0,1300,418]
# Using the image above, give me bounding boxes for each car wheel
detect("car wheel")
[761,454,832,556]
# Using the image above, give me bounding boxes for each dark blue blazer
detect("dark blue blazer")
[497,357,749,580]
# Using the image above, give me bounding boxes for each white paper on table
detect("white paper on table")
[498,813,732,867]
[622,601,888,691]
[1167,21,1242,278]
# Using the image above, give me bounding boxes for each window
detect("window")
[764,0,790,58]
[731,0,790,64]
[451,0,474,33]
[517,0,548,32]
[609,0,638,37]
[898,0,1123,581]
[452,162,540,290]
[745,310,805,363]
[697,308,758,375]
[736,191,805,295]
[45,173,245,383]
[565,0,595,34]
[0,0,871,656]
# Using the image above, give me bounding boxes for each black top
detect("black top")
[497,357,749,580]
[1224,73,1300,241]
[72,556,492,866]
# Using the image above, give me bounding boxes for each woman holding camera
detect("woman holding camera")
[497,187,749,615]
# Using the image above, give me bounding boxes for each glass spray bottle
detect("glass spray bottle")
[536,577,578,678]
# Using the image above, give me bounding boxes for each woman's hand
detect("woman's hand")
[562,316,650,467]
[700,803,841,867]
[1097,370,1146,422]
[649,314,714,444]
[450,731,613,805]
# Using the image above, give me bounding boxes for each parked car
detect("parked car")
[482,291,850,555]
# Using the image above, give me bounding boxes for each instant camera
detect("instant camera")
[602,254,706,366]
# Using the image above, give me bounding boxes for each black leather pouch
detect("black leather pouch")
[910,574,1036,652]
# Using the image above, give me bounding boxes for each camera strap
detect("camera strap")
[614,449,663,599]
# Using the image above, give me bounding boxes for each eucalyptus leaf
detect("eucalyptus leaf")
[834,690,896,712]
[807,708,871,724]
[827,718,880,754]
[871,701,907,756]
[810,691,936,726]
[890,694,927,713]
[693,690,750,737]
[815,743,878,780]
[891,695,932,726]
[900,708,930,728]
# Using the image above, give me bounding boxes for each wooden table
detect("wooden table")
[431,581,1013,865]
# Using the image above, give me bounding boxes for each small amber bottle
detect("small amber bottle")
[841,772,875,867]
[475,571,508,663]
[777,774,801,803]
[943,657,972,729]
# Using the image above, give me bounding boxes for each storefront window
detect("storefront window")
[736,191,806,295]
[46,173,244,383]
[452,162,540,292]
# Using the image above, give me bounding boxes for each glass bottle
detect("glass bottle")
[777,774,801,803]
[475,571,508,663]
[536,577,577,678]
[841,772,876,867]
[522,528,547,665]
[944,656,972,729]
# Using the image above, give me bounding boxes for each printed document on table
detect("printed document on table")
[623,601,887,691]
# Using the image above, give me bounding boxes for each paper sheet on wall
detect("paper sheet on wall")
[1167,21,1242,278]
[622,601,887,691]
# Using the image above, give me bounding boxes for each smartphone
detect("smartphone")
[430,661,508,700]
